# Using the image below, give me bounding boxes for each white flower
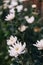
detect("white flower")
[8,5,14,9]
[8,0,18,8]
[3,0,10,9]
[8,41,26,57]
[9,8,15,13]
[5,6,15,21]
[18,25,28,32]
[5,13,15,21]
[24,8,28,11]
[3,3,8,9]
[24,16,29,19]
[16,5,23,12]
[25,16,35,24]
[7,35,17,45]
[11,0,18,7]
[3,0,10,4]
[32,4,37,8]
[19,0,26,3]
[33,39,43,50]
[0,11,3,15]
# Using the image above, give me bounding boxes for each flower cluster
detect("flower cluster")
[3,0,24,21]
[7,35,26,57]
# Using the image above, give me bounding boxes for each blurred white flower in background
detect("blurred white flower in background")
[18,25,28,32]
[0,11,3,15]
[3,0,10,4]
[8,0,18,9]
[32,12,39,15]
[25,16,35,24]
[8,41,26,57]
[24,8,28,12]
[10,0,18,7]
[19,0,26,3]
[3,3,8,9]
[16,5,23,12]
[32,4,37,8]
[3,0,10,9]
[24,16,29,19]
[7,35,17,45]
[33,39,43,50]
[9,8,15,13]
[8,5,13,9]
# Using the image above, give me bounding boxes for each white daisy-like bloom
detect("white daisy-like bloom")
[8,0,18,8]
[32,4,37,8]
[18,25,28,32]
[33,39,43,50]
[7,35,17,45]
[5,8,15,21]
[5,13,15,21]
[10,0,18,7]
[25,16,35,24]
[16,5,23,12]
[5,3,16,21]
[8,41,26,57]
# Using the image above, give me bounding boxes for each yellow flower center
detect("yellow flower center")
[11,39,13,42]
[16,48,19,51]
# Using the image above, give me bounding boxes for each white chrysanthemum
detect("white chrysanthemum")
[16,5,23,12]
[8,0,18,8]
[8,41,26,57]
[32,4,37,8]
[25,16,35,24]
[18,25,28,32]
[33,39,43,50]
[5,13,15,21]
[11,0,18,7]
[5,6,15,21]
[5,12,15,21]
[7,36,17,45]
